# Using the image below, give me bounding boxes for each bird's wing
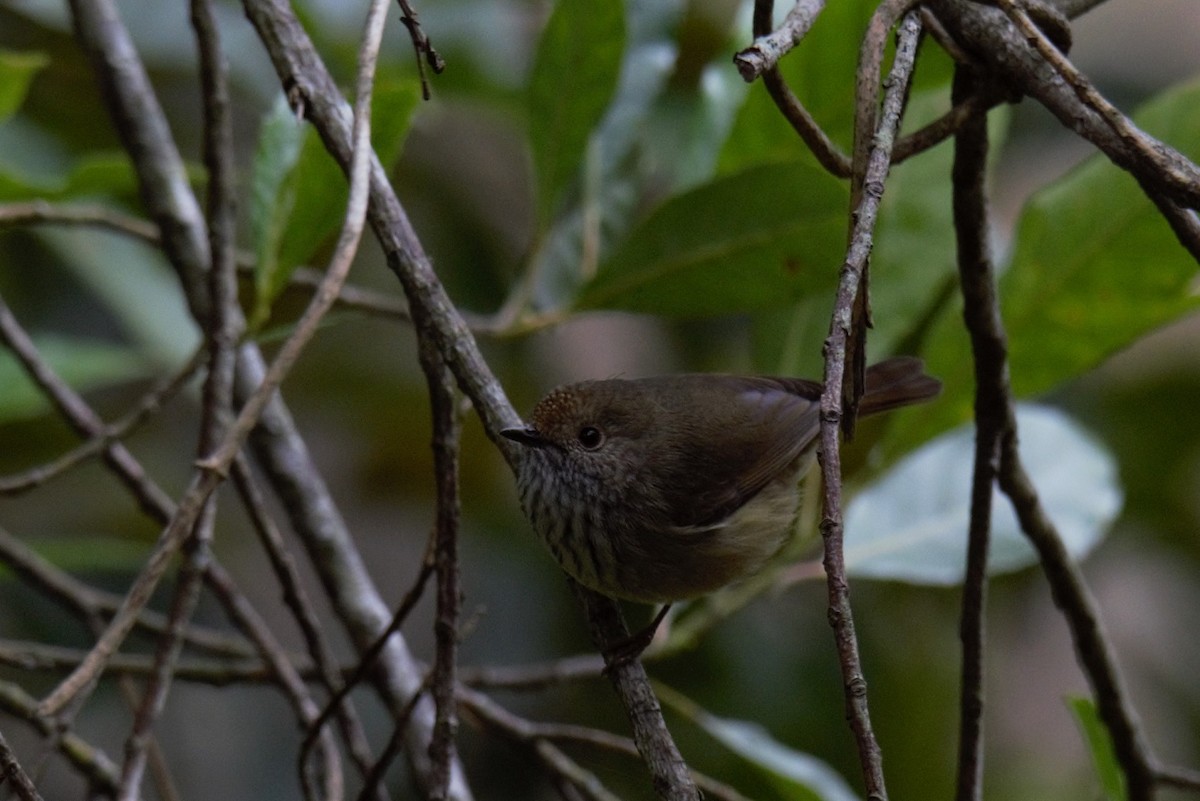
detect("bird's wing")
[647,375,823,530]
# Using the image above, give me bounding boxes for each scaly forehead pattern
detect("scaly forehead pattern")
[530,383,588,435]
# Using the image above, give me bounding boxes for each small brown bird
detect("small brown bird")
[503,357,940,605]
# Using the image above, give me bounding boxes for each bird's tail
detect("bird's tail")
[859,357,942,416]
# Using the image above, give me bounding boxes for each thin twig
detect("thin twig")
[1157,764,1200,792]
[231,458,382,800]
[0,727,44,801]
[355,677,431,801]
[394,0,445,101]
[929,0,1200,211]
[41,0,384,719]
[422,351,463,798]
[0,347,205,496]
[460,686,751,801]
[460,686,623,801]
[997,450,1158,799]
[117,0,241,793]
[0,638,318,685]
[298,560,435,787]
[0,526,253,659]
[570,582,699,800]
[750,0,851,177]
[949,65,1000,801]
[733,0,826,82]
[0,294,177,520]
[996,0,1200,209]
[241,0,521,447]
[0,200,421,324]
[843,0,922,424]
[203,561,345,801]
[458,655,604,690]
[0,681,121,794]
[893,91,995,163]
[816,11,922,801]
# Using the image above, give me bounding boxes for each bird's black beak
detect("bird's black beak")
[501,425,548,448]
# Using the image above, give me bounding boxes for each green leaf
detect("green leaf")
[0,50,49,123]
[845,404,1120,584]
[248,94,306,329]
[871,92,1011,356]
[656,684,860,801]
[281,77,421,273]
[702,718,861,801]
[248,80,422,328]
[527,0,626,222]
[0,152,140,202]
[905,80,1200,449]
[1067,696,1127,801]
[577,161,847,315]
[0,537,154,580]
[0,335,150,422]
[719,0,874,174]
[41,228,200,367]
[1002,81,1200,397]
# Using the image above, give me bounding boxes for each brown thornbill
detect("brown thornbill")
[503,356,940,604]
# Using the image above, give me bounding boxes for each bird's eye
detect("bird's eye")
[577,426,604,450]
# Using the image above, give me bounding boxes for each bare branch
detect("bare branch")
[423,353,463,798]
[55,0,449,783]
[570,583,699,800]
[938,28,1161,798]
[0,348,204,496]
[117,0,241,792]
[997,452,1157,799]
[929,0,1200,211]
[733,0,826,82]
[393,0,445,100]
[948,65,1000,801]
[231,458,381,798]
[203,563,345,801]
[817,10,922,800]
[240,2,697,796]
[459,655,604,690]
[0,681,121,794]
[0,728,44,801]
[748,0,851,177]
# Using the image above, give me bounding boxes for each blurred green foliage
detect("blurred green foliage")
[1,1,1199,800]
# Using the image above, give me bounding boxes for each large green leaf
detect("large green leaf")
[577,161,847,315]
[845,404,1119,584]
[527,0,626,222]
[898,80,1200,451]
[0,49,49,123]
[1002,81,1200,397]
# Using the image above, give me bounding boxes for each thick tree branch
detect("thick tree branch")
[929,0,1200,212]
